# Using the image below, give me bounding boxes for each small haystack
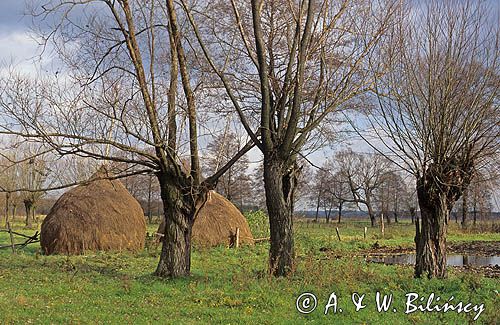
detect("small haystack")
[41,168,146,255]
[158,191,254,247]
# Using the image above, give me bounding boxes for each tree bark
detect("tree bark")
[473,201,477,226]
[367,204,376,227]
[337,201,343,223]
[24,199,33,228]
[155,173,198,278]
[415,177,456,279]
[314,191,321,223]
[461,190,467,227]
[4,192,10,228]
[147,175,153,224]
[264,158,296,277]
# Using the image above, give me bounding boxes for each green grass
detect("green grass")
[0,217,498,324]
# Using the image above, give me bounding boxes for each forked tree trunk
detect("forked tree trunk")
[155,174,198,278]
[264,159,297,277]
[415,179,455,279]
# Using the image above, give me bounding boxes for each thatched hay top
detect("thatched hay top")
[41,169,146,255]
[158,191,254,247]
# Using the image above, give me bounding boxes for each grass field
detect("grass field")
[0,214,499,324]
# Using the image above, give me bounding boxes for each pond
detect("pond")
[367,254,500,267]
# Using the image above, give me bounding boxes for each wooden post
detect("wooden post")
[7,222,15,254]
[364,227,367,240]
[335,227,341,241]
[235,227,240,248]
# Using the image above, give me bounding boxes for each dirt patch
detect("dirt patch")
[448,241,500,256]
[452,265,500,278]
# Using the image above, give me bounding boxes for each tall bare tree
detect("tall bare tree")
[0,0,255,278]
[180,0,398,275]
[367,0,500,278]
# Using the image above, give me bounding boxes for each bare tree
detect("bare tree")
[374,170,406,223]
[203,131,252,208]
[0,153,21,227]
[179,0,398,276]
[367,0,500,278]
[335,150,392,226]
[309,161,351,223]
[123,173,161,223]
[0,0,256,278]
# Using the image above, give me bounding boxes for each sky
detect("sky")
[0,1,37,71]
[1,1,499,211]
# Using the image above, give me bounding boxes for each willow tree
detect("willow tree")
[0,0,255,277]
[369,0,499,278]
[181,0,398,276]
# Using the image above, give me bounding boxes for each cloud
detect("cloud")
[0,31,56,76]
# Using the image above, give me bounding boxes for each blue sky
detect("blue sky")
[1,1,498,211]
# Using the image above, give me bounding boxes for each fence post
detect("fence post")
[235,227,240,248]
[364,227,367,240]
[335,227,341,241]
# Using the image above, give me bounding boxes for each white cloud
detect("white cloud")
[0,31,51,75]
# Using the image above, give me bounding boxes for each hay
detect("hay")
[41,167,146,255]
[157,191,254,247]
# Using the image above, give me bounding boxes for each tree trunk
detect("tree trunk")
[24,199,33,228]
[12,204,17,222]
[264,158,296,277]
[394,198,399,223]
[461,190,467,227]
[367,204,376,227]
[415,179,455,279]
[410,207,415,224]
[4,192,10,228]
[314,191,321,223]
[155,173,199,278]
[473,201,477,226]
[147,175,153,224]
[337,202,343,223]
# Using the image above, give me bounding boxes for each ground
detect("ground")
[0,215,499,324]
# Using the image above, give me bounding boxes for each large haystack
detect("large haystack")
[158,191,254,247]
[41,168,146,255]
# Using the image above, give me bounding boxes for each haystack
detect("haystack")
[157,191,254,247]
[41,168,146,255]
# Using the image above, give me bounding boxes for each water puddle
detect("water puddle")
[367,254,500,267]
